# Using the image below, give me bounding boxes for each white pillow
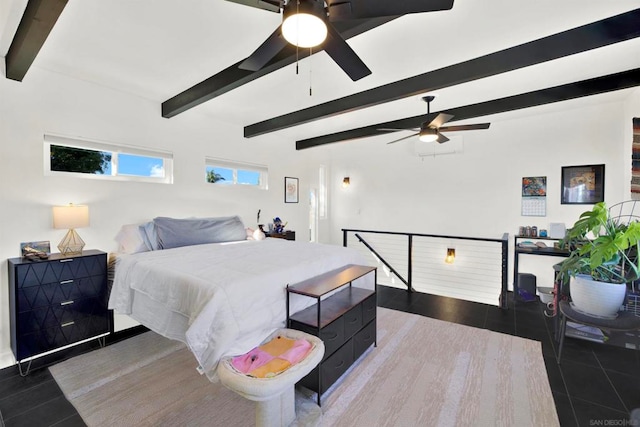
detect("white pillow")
[114,224,148,254]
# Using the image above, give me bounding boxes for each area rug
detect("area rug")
[50,308,559,426]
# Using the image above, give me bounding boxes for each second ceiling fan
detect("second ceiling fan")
[228,0,455,81]
[384,96,491,145]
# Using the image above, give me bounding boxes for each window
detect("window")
[205,157,268,189]
[44,135,173,183]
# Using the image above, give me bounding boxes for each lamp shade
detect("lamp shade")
[53,204,89,229]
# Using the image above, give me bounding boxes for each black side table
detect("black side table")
[265,230,295,241]
[557,300,640,364]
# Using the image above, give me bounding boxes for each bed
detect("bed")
[108,217,370,381]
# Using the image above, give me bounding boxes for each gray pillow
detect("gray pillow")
[153,216,247,249]
[139,221,160,251]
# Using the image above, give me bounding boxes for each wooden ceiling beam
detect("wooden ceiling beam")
[161,16,397,118]
[246,8,640,138]
[5,0,68,81]
[295,68,640,150]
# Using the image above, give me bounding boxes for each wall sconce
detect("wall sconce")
[445,248,456,264]
[342,177,350,188]
[53,203,89,256]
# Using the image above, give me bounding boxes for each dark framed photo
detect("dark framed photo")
[561,164,605,204]
[284,177,299,203]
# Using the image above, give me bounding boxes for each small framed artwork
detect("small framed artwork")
[20,241,50,257]
[522,176,547,197]
[284,177,299,203]
[561,164,605,204]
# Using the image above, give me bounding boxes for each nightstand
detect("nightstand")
[8,249,111,375]
[265,230,296,241]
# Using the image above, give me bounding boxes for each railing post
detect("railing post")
[342,229,347,247]
[500,232,509,310]
[407,235,413,293]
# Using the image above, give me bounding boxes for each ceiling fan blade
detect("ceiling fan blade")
[427,113,454,128]
[323,22,371,81]
[223,0,281,13]
[436,133,450,144]
[387,133,419,145]
[327,0,454,21]
[439,123,491,132]
[239,27,288,71]
[378,127,419,132]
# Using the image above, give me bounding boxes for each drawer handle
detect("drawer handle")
[61,321,75,328]
[347,317,358,324]
[60,280,74,284]
[60,300,74,306]
[335,361,345,368]
[59,259,74,263]
[363,334,371,340]
[324,332,338,340]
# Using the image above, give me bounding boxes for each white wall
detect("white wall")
[0,69,315,368]
[324,92,637,297]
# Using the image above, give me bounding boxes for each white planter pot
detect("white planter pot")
[569,274,627,318]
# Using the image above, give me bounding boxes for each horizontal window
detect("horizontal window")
[205,157,268,189]
[44,135,173,184]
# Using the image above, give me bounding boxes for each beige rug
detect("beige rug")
[50,308,559,426]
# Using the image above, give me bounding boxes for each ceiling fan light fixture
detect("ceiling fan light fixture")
[419,127,438,142]
[282,1,327,48]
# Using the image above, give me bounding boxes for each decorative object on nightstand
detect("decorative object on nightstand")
[53,203,89,256]
[8,249,110,375]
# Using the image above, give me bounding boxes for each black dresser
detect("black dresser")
[287,264,377,405]
[8,249,110,375]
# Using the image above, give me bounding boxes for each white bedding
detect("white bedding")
[109,239,370,380]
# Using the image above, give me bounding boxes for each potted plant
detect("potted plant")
[559,202,640,318]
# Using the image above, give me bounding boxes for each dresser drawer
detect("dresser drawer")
[291,316,345,358]
[321,339,354,393]
[16,310,109,360]
[17,296,107,334]
[15,254,106,288]
[362,294,377,325]
[343,303,362,338]
[354,319,376,360]
[17,276,106,312]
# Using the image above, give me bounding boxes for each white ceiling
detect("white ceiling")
[2,0,640,145]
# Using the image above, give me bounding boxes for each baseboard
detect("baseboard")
[0,350,15,370]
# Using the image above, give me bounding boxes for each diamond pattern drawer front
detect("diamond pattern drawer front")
[8,250,110,363]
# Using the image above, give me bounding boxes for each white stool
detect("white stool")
[217,329,324,427]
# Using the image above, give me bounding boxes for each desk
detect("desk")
[557,300,640,363]
[513,236,569,302]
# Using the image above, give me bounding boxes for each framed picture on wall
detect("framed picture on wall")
[561,164,605,205]
[284,177,299,203]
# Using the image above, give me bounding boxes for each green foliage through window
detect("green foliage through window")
[50,145,111,174]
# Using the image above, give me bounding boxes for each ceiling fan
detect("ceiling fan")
[226,0,455,81]
[383,96,491,144]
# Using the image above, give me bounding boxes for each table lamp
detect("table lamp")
[53,204,89,256]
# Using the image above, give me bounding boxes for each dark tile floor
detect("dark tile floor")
[1,287,639,426]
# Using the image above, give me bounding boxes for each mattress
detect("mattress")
[108,238,370,380]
